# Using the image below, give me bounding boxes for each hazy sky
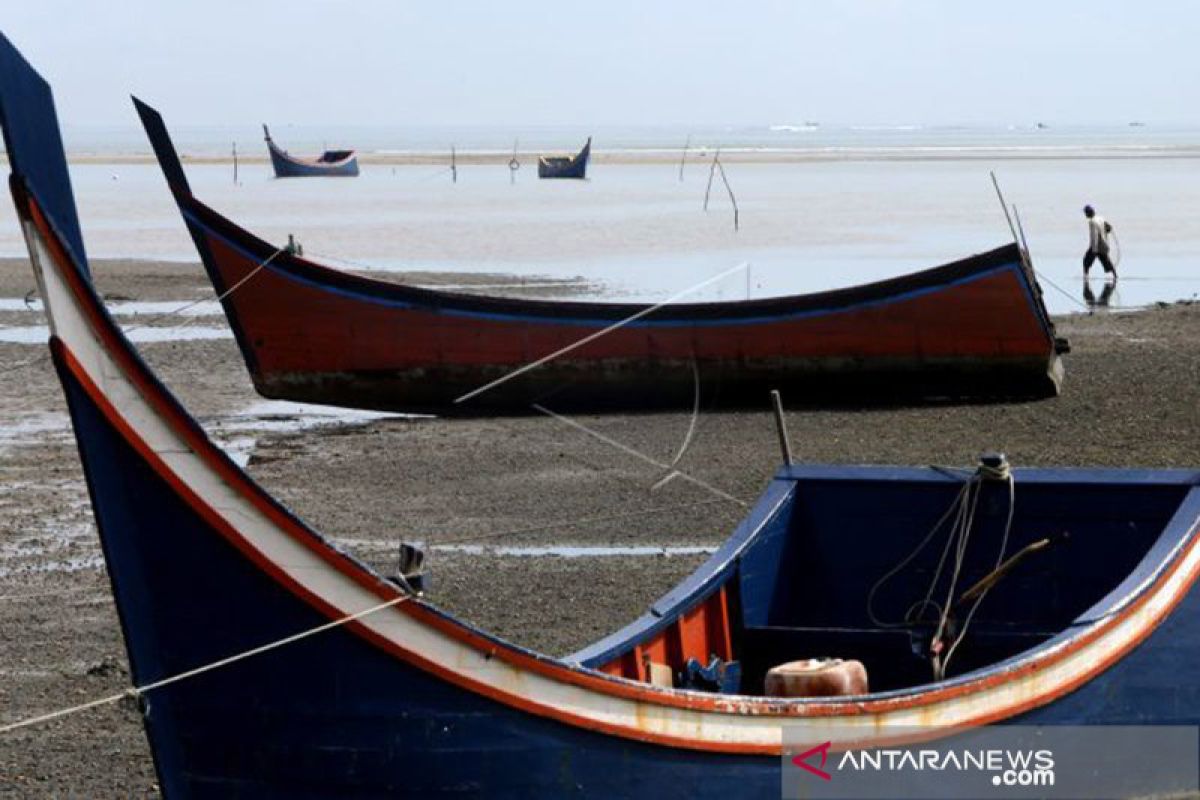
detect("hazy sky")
[4,1,1197,128]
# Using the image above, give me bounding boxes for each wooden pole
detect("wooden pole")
[989,171,1021,247]
[770,390,793,466]
[232,142,238,185]
[703,147,720,211]
[678,134,691,182]
[451,145,457,183]
[716,159,739,231]
[1012,204,1032,260]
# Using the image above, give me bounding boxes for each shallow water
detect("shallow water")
[204,399,418,467]
[0,155,1197,315]
[0,298,225,316]
[0,324,232,344]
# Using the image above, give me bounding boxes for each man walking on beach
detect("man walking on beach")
[1082,205,1117,280]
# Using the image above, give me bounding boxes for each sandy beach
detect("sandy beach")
[1,254,1198,796]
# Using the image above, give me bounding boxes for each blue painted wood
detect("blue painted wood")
[0,32,88,273]
[581,463,1200,698]
[56,355,778,798]
[54,349,1200,795]
[7,32,1200,798]
[537,137,590,179]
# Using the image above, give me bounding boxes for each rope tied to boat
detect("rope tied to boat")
[0,592,411,736]
[0,247,285,391]
[0,247,286,419]
[454,261,749,406]
[866,454,1015,682]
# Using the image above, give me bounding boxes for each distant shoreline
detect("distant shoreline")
[14,144,1200,167]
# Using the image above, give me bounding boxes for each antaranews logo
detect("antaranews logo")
[792,741,1055,788]
[780,725,1198,800]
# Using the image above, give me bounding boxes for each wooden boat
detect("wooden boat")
[538,136,591,178]
[263,123,359,177]
[135,102,1065,414]
[4,37,1200,798]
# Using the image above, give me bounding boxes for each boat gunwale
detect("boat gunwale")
[138,100,1051,330]
[22,186,1200,731]
[264,126,358,169]
[572,465,1200,674]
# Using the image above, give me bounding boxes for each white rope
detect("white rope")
[659,355,703,481]
[116,247,284,338]
[531,403,748,507]
[1035,268,1090,312]
[929,479,985,680]
[866,458,1016,676]
[0,592,409,736]
[454,262,749,406]
[866,478,972,629]
[876,456,1014,682]
[0,247,286,421]
[940,473,1015,677]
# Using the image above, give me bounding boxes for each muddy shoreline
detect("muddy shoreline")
[2,257,1199,796]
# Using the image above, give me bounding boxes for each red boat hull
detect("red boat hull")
[139,102,1063,413]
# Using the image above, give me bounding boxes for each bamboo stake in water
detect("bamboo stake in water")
[716,159,739,231]
[703,147,721,211]
[678,133,691,182]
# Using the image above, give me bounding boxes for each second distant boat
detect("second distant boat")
[538,136,591,179]
[263,124,359,177]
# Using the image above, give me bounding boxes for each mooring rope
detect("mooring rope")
[1034,268,1090,312]
[0,593,410,735]
[117,247,285,338]
[454,261,749,406]
[531,403,748,507]
[939,470,1014,678]
[0,248,285,419]
[865,458,1015,683]
[652,355,703,491]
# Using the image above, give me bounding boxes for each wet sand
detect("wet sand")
[2,257,1199,796]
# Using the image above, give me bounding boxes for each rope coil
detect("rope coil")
[866,455,1015,681]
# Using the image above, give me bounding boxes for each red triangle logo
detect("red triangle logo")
[792,740,833,781]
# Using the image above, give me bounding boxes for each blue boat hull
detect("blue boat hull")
[58,354,777,798]
[266,137,359,178]
[4,31,1200,799]
[537,138,590,179]
[57,352,1200,796]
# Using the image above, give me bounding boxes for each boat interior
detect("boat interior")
[571,465,1195,696]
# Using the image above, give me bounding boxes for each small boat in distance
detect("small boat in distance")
[2,36,1199,796]
[262,123,359,177]
[538,136,591,178]
[135,101,1066,414]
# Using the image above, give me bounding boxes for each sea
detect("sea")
[3,122,1198,314]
